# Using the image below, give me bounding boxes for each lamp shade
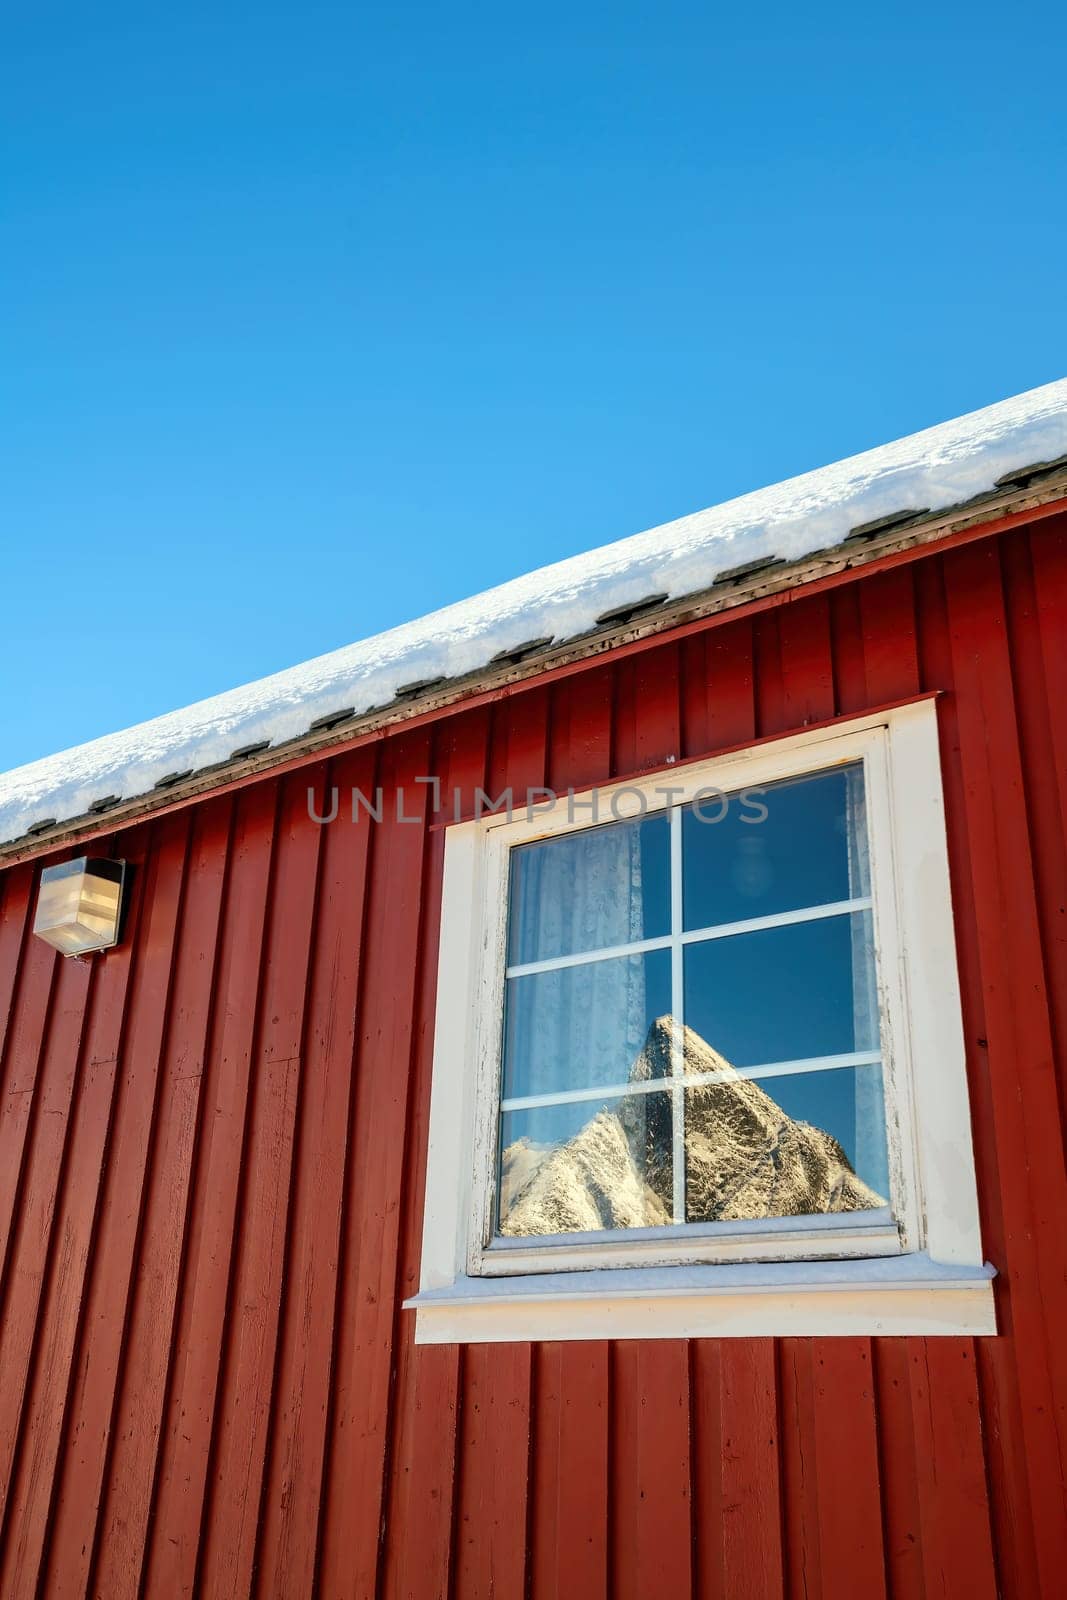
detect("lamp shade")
[33,857,127,956]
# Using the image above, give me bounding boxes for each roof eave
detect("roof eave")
[4,472,1066,867]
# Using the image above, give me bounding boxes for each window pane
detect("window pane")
[498,1089,673,1236]
[502,949,672,1101]
[683,910,879,1068]
[684,1062,889,1222]
[682,764,869,931]
[508,812,670,965]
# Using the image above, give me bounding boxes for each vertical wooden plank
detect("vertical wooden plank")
[779,594,834,726]
[877,1341,996,1600]
[915,554,1039,1600]
[91,796,232,1596]
[497,685,551,807]
[753,613,785,738]
[719,1342,783,1599]
[778,1338,822,1600]
[488,684,550,808]
[705,619,755,752]
[0,829,147,1598]
[453,1342,533,1600]
[529,1343,563,1600]
[0,864,33,1068]
[385,1344,461,1600]
[690,609,755,787]
[1029,520,1067,834]
[528,1337,609,1600]
[549,668,610,795]
[681,634,710,759]
[380,714,485,1600]
[316,730,432,1600]
[0,923,57,1287]
[859,566,920,702]
[994,523,1067,1588]
[141,782,278,1598]
[195,770,325,1599]
[557,1341,609,1598]
[829,586,868,715]
[41,812,190,1598]
[634,641,681,771]
[695,1340,783,1600]
[612,658,639,779]
[912,558,1000,1227]
[254,747,377,1599]
[871,1341,924,1600]
[1002,530,1067,1118]
[611,1342,640,1600]
[690,1340,724,1600]
[0,951,93,1525]
[973,1325,1041,1600]
[611,1341,692,1600]
[908,1341,997,1598]
[943,539,1067,1594]
[543,1342,608,1600]
[810,1340,886,1600]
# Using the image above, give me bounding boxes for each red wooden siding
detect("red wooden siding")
[1,514,1066,1598]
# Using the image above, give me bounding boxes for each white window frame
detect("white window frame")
[407,698,996,1342]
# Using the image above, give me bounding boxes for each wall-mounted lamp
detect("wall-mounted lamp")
[33,857,128,957]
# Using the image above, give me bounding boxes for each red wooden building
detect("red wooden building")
[1,385,1066,1597]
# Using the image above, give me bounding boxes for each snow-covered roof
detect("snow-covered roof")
[3,378,1067,850]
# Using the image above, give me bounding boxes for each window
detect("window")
[409,698,995,1342]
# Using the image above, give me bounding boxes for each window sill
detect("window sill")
[405,1254,997,1344]
[477,1208,902,1275]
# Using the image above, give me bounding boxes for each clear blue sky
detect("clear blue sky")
[3,2,1065,772]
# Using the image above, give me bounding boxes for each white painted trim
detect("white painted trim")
[420,823,482,1289]
[477,705,916,840]
[407,1255,997,1343]
[414,699,993,1338]
[883,699,984,1266]
[669,804,686,1225]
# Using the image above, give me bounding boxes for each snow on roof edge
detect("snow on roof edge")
[3,378,1067,848]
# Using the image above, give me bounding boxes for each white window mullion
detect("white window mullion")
[499,1048,884,1112]
[670,806,685,1226]
[504,895,874,980]
[678,895,871,947]
[505,930,671,980]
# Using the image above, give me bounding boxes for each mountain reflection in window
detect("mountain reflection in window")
[498,1017,887,1237]
[498,763,889,1239]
